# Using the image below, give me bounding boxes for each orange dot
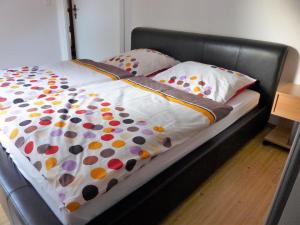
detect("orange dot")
[153,126,165,133]
[103,115,113,121]
[193,87,201,93]
[190,76,197,80]
[139,150,150,160]
[90,167,107,180]
[45,157,57,171]
[103,127,115,133]
[101,108,111,112]
[88,142,102,150]
[55,121,65,128]
[66,202,81,212]
[112,140,126,148]
[160,80,166,83]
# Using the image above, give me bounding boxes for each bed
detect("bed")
[0,27,287,225]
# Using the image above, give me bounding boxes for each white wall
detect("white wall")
[0,0,65,68]
[125,0,300,84]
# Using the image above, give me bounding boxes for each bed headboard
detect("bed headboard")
[131,27,288,110]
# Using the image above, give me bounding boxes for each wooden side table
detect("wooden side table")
[264,83,300,149]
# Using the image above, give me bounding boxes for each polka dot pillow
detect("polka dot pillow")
[153,61,256,103]
[102,49,179,77]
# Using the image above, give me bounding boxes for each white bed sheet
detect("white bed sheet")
[5,89,260,225]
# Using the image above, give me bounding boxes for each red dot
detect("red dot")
[50,86,58,89]
[102,112,113,117]
[83,123,94,129]
[101,134,114,141]
[109,121,121,126]
[38,94,47,99]
[101,102,111,107]
[46,146,59,155]
[126,68,132,72]
[24,141,34,154]
[0,97,7,102]
[168,79,175,84]
[43,109,55,114]
[30,80,38,83]
[107,159,123,170]
[76,110,86,114]
[46,97,55,101]
[39,120,52,126]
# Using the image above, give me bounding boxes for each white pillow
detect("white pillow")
[102,49,179,77]
[153,61,256,103]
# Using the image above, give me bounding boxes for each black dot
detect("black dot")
[58,108,69,114]
[60,85,69,89]
[68,99,78,104]
[70,117,82,124]
[82,185,99,201]
[126,159,137,171]
[69,145,84,155]
[13,98,24,104]
[123,119,134,124]
[132,136,146,145]
[106,179,118,192]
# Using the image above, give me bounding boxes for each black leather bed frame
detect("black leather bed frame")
[0,27,288,225]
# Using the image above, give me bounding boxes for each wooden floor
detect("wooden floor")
[0,128,288,225]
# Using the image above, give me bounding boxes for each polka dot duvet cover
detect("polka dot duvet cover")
[0,73,232,214]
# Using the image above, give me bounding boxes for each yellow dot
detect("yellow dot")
[45,157,57,171]
[159,80,166,83]
[103,127,114,133]
[10,128,19,140]
[193,87,201,93]
[10,85,19,89]
[88,142,102,150]
[112,140,126,148]
[190,76,197,80]
[71,104,80,109]
[88,93,98,97]
[139,150,150,160]
[43,89,52,94]
[55,121,65,128]
[0,111,7,115]
[101,108,111,112]
[34,101,44,106]
[153,126,165,133]
[90,167,107,180]
[52,101,62,105]
[30,112,41,118]
[66,202,81,212]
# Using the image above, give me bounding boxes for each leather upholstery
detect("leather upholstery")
[131,27,288,110]
[0,27,288,225]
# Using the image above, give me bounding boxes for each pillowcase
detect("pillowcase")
[102,49,179,77]
[153,61,256,103]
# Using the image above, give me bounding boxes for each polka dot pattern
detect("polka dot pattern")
[0,74,175,214]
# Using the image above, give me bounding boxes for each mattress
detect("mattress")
[4,89,260,225]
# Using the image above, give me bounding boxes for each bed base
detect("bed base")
[0,27,288,225]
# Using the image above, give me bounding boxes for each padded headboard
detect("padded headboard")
[131,27,288,110]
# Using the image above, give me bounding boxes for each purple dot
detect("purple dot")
[136,121,147,126]
[58,193,66,202]
[114,128,124,134]
[179,76,187,80]
[83,131,96,139]
[142,129,154,135]
[62,160,77,171]
[64,103,72,109]
[50,129,63,137]
[85,110,94,115]
[130,146,141,155]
